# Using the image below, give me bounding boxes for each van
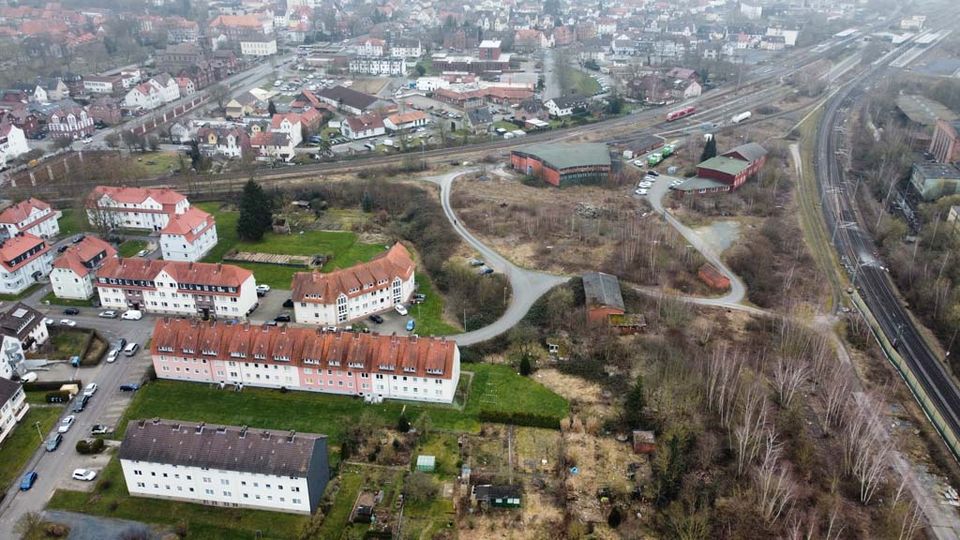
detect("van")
[123,343,140,357]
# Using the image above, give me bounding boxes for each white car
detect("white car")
[136,249,149,257]
[43,318,55,326]
[59,319,77,327]
[121,310,143,321]
[58,415,76,433]
[395,304,408,316]
[633,160,645,167]
[256,284,271,295]
[71,469,97,482]
[635,188,649,196]
[638,182,653,188]
[83,383,98,397]
[106,349,119,363]
[98,310,118,319]
[20,372,37,383]
[644,175,658,182]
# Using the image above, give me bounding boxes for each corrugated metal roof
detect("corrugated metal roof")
[582,272,624,311]
[697,156,751,176]
[514,143,611,171]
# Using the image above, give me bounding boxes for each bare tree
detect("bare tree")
[754,431,796,525]
[823,364,851,427]
[735,381,770,477]
[703,345,743,429]
[773,356,809,408]
[842,397,891,505]
[898,501,924,540]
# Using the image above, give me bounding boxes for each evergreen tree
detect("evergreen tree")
[237,179,273,241]
[361,190,374,213]
[397,414,411,433]
[268,100,277,115]
[519,354,532,376]
[624,375,646,428]
[699,135,717,163]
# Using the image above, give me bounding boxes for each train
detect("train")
[731,111,752,124]
[666,106,696,122]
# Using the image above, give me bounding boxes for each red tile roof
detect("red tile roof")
[0,233,48,271]
[270,112,301,129]
[292,243,413,303]
[52,236,115,277]
[89,186,187,207]
[97,258,252,291]
[345,114,384,133]
[151,318,457,379]
[160,207,214,243]
[0,198,52,225]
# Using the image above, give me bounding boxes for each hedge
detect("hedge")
[24,379,82,392]
[76,438,105,455]
[477,410,562,430]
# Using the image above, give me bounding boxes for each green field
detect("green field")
[0,405,63,492]
[409,273,459,336]
[117,240,147,258]
[57,208,90,237]
[130,152,182,176]
[114,364,568,447]
[0,282,43,302]
[48,459,305,540]
[40,292,94,308]
[197,202,387,289]
[315,465,405,539]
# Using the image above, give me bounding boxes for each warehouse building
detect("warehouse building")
[672,143,767,195]
[510,143,611,187]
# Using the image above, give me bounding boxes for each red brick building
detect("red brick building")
[930,119,960,164]
[582,272,625,324]
[510,143,611,187]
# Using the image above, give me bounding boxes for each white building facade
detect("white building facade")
[0,123,29,169]
[0,234,53,295]
[349,56,407,76]
[159,208,219,262]
[0,379,29,445]
[240,38,278,56]
[50,236,117,300]
[87,186,190,231]
[0,198,61,239]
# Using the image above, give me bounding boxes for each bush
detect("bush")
[477,410,561,429]
[397,414,411,433]
[24,379,83,392]
[45,523,70,537]
[76,438,106,455]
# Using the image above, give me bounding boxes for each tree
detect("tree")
[14,512,44,538]
[104,132,120,149]
[268,100,277,115]
[607,506,623,528]
[236,179,273,241]
[403,472,438,502]
[52,136,73,150]
[624,375,646,428]
[700,135,717,162]
[605,92,624,115]
[519,354,532,376]
[413,412,432,438]
[147,135,160,152]
[361,190,374,213]
[397,413,411,433]
[415,63,426,76]
[208,83,229,111]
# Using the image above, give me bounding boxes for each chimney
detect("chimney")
[137,419,146,428]
[152,417,160,424]
[195,422,205,434]
[172,423,181,431]
[261,430,270,440]
[287,430,295,442]
[239,425,248,438]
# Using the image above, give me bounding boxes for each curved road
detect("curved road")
[422,169,569,346]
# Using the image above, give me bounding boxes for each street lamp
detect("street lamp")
[34,421,42,443]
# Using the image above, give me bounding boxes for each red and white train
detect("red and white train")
[666,106,696,122]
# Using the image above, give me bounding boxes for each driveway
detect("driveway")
[43,510,159,540]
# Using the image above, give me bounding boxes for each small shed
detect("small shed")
[698,263,731,291]
[472,484,522,509]
[582,272,625,324]
[632,430,656,454]
[416,455,436,472]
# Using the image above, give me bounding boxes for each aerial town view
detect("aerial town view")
[2,0,960,538]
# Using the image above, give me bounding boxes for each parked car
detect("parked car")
[98,310,118,319]
[647,170,660,176]
[83,383,98,396]
[468,258,485,267]
[60,319,77,327]
[321,326,338,332]
[71,235,85,244]
[20,372,37,383]
[106,349,119,363]
[57,245,69,254]
[478,267,494,275]
[635,188,649,196]
[136,249,149,257]
[45,433,63,452]
[19,471,38,491]
[395,304,408,316]
[72,469,97,482]
[43,318,55,326]
[406,319,416,332]
[115,338,127,350]
[119,383,140,392]
[256,284,271,296]
[91,424,110,435]
[274,313,292,323]
[123,343,140,357]
[58,415,76,433]
[121,310,142,320]
[282,299,294,308]
[72,395,90,413]
[368,314,384,324]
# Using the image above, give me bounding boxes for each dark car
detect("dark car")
[63,307,80,315]
[20,471,38,491]
[282,299,294,308]
[57,245,69,254]
[71,235,85,244]
[115,338,127,351]
[72,394,90,413]
[274,313,292,323]
[647,170,660,176]
[119,383,140,392]
[368,314,384,324]
[45,433,63,452]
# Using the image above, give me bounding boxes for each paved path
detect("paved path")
[421,169,569,346]
[44,510,159,540]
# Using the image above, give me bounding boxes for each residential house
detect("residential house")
[0,198,61,239]
[544,95,589,118]
[86,186,190,231]
[383,111,428,132]
[291,243,414,326]
[465,107,494,134]
[0,378,28,444]
[341,114,385,140]
[271,113,303,147]
[47,105,94,140]
[316,86,381,116]
[120,419,329,515]
[197,125,251,159]
[0,122,29,168]
[358,38,385,57]
[349,56,407,76]
[50,236,116,300]
[150,74,181,103]
[124,82,163,111]
[390,39,422,58]
[159,207,218,262]
[95,258,258,319]
[32,77,69,103]
[83,75,122,95]
[240,36,278,57]
[0,234,52,295]
[88,97,122,125]
[176,76,196,96]
[150,318,461,403]
[251,131,295,161]
[0,302,48,379]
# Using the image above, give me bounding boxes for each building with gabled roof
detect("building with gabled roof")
[87,186,190,231]
[95,258,258,319]
[149,318,460,402]
[0,377,28,444]
[0,233,52,294]
[0,198,60,240]
[582,271,625,324]
[292,243,414,326]
[119,418,329,514]
[0,302,48,379]
[51,236,116,300]
[160,207,218,262]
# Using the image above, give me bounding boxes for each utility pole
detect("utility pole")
[35,421,42,443]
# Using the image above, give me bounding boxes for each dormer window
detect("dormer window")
[378,363,395,371]
[328,360,340,367]
[348,361,364,369]
[230,351,245,358]
[273,355,289,362]
[158,345,174,353]
[182,347,194,354]
[403,366,416,373]
[426,368,443,375]
[202,349,216,356]
[254,353,266,360]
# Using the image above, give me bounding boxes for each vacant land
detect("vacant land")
[0,405,63,492]
[57,209,90,237]
[117,240,147,258]
[115,364,568,447]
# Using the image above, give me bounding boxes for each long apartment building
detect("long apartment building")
[0,234,53,295]
[120,418,329,515]
[291,243,415,326]
[151,318,460,403]
[50,236,117,300]
[0,378,28,445]
[95,259,258,319]
[87,186,190,231]
[0,198,61,239]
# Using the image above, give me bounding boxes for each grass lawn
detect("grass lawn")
[130,152,182,176]
[316,464,405,540]
[40,292,94,308]
[493,120,518,132]
[409,273,458,336]
[196,202,388,289]
[403,496,455,539]
[114,364,568,448]
[415,432,460,479]
[57,208,90,237]
[0,405,63,492]
[0,282,43,302]
[48,458,306,540]
[117,240,147,258]
[32,328,103,364]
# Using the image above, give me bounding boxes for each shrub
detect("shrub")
[397,414,411,433]
[477,410,561,429]
[76,438,106,455]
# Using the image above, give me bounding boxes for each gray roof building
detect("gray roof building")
[513,143,611,171]
[582,272,625,312]
[0,377,22,406]
[911,162,960,201]
[0,303,43,342]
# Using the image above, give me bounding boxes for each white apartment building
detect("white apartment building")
[0,123,29,169]
[0,378,28,445]
[0,234,53,295]
[83,75,120,94]
[151,73,182,104]
[50,236,117,300]
[341,114,385,140]
[124,82,163,110]
[292,243,414,326]
[241,38,278,56]
[0,198,61,240]
[160,208,218,262]
[390,40,423,59]
[151,318,461,403]
[120,419,329,515]
[270,113,303,148]
[95,258,258,319]
[349,56,407,76]
[0,303,49,379]
[87,186,190,232]
[358,38,385,57]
